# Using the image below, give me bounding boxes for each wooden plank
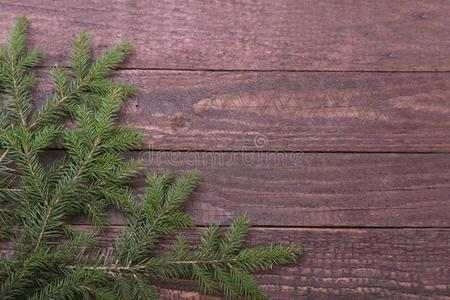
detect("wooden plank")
[33,70,450,152]
[1,1,450,71]
[35,226,450,299]
[64,151,450,227]
[5,227,450,298]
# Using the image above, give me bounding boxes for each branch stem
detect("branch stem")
[33,137,101,252]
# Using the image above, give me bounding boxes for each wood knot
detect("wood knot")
[411,11,430,20]
[170,113,186,131]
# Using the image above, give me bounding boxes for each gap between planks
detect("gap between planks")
[35,66,450,74]
[72,224,450,230]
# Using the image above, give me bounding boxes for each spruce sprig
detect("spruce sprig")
[0,17,300,299]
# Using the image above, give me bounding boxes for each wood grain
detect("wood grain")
[4,227,449,298]
[62,151,450,227]
[33,70,450,152]
[2,1,450,297]
[1,0,450,71]
[42,226,450,299]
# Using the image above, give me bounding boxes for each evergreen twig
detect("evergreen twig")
[0,17,300,299]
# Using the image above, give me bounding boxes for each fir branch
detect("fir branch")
[30,34,132,130]
[0,16,42,127]
[117,171,198,265]
[1,127,50,205]
[69,32,91,80]
[30,85,136,250]
[0,16,301,300]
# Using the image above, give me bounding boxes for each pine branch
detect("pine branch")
[0,17,301,300]
[31,89,128,251]
[27,269,106,300]
[30,34,132,130]
[117,171,198,265]
[114,174,299,299]
[1,124,50,205]
[0,16,42,127]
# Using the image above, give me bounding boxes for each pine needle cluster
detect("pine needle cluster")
[0,17,300,299]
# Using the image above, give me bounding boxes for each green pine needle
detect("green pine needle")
[0,16,301,300]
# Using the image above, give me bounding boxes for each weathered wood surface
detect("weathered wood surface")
[48,226,450,299]
[67,151,450,227]
[2,0,450,298]
[1,1,450,71]
[3,227,449,298]
[34,70,450,152]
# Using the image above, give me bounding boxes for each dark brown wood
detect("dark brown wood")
[33,70,450,152]
[4,227,449,298]
[63,226,450,299]
[2,1,450,296]
[1,1,450,71]
[64,151,450,227]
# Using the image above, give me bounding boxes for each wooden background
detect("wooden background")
[1,1,450,299]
